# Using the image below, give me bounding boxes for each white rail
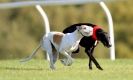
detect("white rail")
[35,5,50,61]
[0,0,114,9]
[100,2,115,60]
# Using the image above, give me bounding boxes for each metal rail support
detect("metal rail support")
[35,5,50,61]
[99,2,115,60]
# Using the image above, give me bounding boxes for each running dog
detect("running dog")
[63,23,112,70]
[20,25,93,70]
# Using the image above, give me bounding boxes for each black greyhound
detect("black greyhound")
[63,23,111,70]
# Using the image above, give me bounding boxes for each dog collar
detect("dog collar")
[92,25,101,40]
[78,30,85,37]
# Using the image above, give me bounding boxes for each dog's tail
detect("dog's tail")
[20,44,41,63]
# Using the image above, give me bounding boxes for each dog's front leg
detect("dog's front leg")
[85,48,93,70]
[89,47,95,70]
[72,46,80,54]
[60,51,73,66]
[85,47,103,70]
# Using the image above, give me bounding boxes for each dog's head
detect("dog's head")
[77,25,93,37]
[96,29,112,48]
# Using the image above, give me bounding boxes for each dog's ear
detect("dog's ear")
[96,29,103,34]
[76,26,81,30]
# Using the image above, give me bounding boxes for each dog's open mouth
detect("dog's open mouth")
[84,31,93,36]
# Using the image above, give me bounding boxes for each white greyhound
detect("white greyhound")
[20,25,93,70]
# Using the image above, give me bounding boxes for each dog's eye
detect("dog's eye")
[83,27,86,29]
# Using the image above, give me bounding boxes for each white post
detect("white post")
[99,2,115,60]
[35,5,50,61]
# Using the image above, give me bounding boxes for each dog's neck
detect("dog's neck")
[72,30,84,40]
[61,30,83,52]
[77,30,85,37]
[92,25,101,40]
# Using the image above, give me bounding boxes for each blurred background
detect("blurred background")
[0,0,132,59]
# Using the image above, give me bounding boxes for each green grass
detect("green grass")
[0,59,133,80]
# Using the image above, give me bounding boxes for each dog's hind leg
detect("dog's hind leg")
[53,51,58,64]
[51,42,59,64]
[42,39,56,70]
[48,51,55,70]
[49,40,59,67]
[45,51,55,70]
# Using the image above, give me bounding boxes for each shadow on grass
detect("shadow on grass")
[0,66,44,71]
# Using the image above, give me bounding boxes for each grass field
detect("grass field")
[0,59,133,80]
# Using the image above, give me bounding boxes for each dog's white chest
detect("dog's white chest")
[69,41,80,51]
[60,36,80,52]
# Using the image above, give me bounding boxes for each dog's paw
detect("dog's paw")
[60,59,73,66]
[50,65,56,70]
[60,59,67,66]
